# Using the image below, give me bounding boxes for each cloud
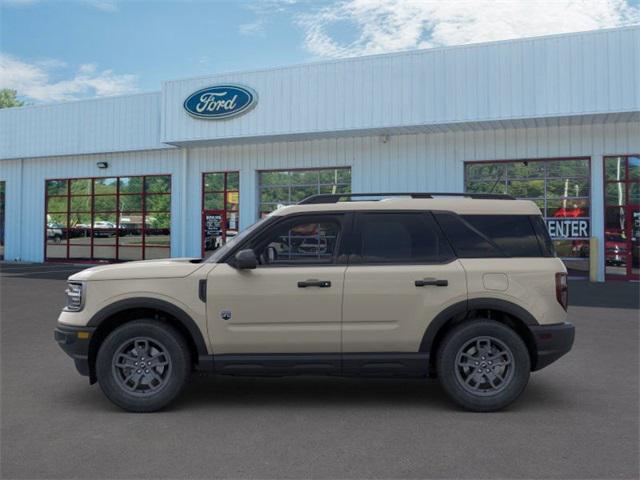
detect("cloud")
[244,0,298,14]
[82,0,118,12]
[297,0,640,58]
[239,19,266,36]
[0,53,138,102]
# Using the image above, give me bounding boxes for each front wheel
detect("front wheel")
[96,320,191,412]
[437,320,530,412]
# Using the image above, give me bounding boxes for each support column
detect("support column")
[590,155,605,282]
[180,148,189,257]
[239,169,257,230]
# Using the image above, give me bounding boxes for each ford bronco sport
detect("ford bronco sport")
[55,193,575,412]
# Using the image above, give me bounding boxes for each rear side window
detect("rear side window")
[462,215,543,257]
[435,213,546,258]
[433,213,502,258]
[355,212,454,264]
[530,215,556,257]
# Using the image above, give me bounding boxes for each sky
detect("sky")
[1,0,639,104]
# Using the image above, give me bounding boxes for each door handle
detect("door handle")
[298,279,331,288]
[415,278,448,287]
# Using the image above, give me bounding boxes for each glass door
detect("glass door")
[0,181,5,260]
[202,172,239,258]
[604,155,639,280]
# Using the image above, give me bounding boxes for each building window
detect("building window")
[258,168,351,217]
[604,155,639,280]
[465,158,591,276]
[202,172,239,257]
[45,175,171,262]
[0,181,5,260]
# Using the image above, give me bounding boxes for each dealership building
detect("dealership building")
[0,26,638,281]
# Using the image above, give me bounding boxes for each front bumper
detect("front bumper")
[54,325,95,378]
[529,322,575,371]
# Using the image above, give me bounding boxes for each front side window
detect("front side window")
[253,217,342,266]
[355,212,454,264]
[258,168,351,217]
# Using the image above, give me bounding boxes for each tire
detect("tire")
[437,319,530,412]
[96,320,191,412]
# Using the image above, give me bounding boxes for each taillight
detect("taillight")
[555,272,568,311]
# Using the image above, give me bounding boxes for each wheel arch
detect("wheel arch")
[421,298,539,374]
[86,298,209,383]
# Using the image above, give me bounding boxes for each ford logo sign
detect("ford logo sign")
[183,84,257,120]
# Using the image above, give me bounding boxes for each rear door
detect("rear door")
[341,211,467,353]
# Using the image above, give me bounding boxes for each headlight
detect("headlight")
[64,282,85,312]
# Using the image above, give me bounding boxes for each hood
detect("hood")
[69,258,205,281]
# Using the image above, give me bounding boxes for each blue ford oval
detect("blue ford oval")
[183,85,257,119]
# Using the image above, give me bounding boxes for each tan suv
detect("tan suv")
[55,193,575,412]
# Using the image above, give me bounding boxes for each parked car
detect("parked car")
[92,221,116,238]
[55,192,574,413]
[47,223,63,243]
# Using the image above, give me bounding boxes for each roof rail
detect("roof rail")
[298,192,516,204]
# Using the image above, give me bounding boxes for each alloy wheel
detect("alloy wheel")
[454,336,515,396]
[112,337,172,396]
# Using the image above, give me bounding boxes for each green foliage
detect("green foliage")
[0,89,24,109]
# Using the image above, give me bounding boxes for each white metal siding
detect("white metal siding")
[0,149,183,262]
[0,92,168,160]
[2,121,638,268]
[162,27,640,145]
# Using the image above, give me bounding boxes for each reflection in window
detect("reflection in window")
[44,175,171,261]
[258,168,351,217]
[465,158,591,229]
[257,221,340,265]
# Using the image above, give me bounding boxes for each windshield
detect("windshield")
[206,216,272,263]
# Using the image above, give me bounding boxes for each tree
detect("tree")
[0,89,24,109]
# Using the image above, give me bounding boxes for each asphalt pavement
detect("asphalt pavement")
[1,263,638,479]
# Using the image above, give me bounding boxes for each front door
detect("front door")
[604,155,639,280]
[206,214,347,355]
[202,171,239,258]
[342,212,467,353]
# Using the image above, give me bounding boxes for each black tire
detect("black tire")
[437,320,530,412]
[96,320,191,412]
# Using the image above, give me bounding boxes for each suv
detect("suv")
[55,193,574,412]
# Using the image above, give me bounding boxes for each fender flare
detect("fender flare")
[87,297,209,357]
[419,298,539,354]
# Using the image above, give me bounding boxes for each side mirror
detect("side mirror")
[234,249,258,270]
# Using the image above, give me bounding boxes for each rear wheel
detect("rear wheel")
[437,320,530,412]
[96,320,190,412]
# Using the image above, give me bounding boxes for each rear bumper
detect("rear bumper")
[54,325,95,377]
[529,322,575,371]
